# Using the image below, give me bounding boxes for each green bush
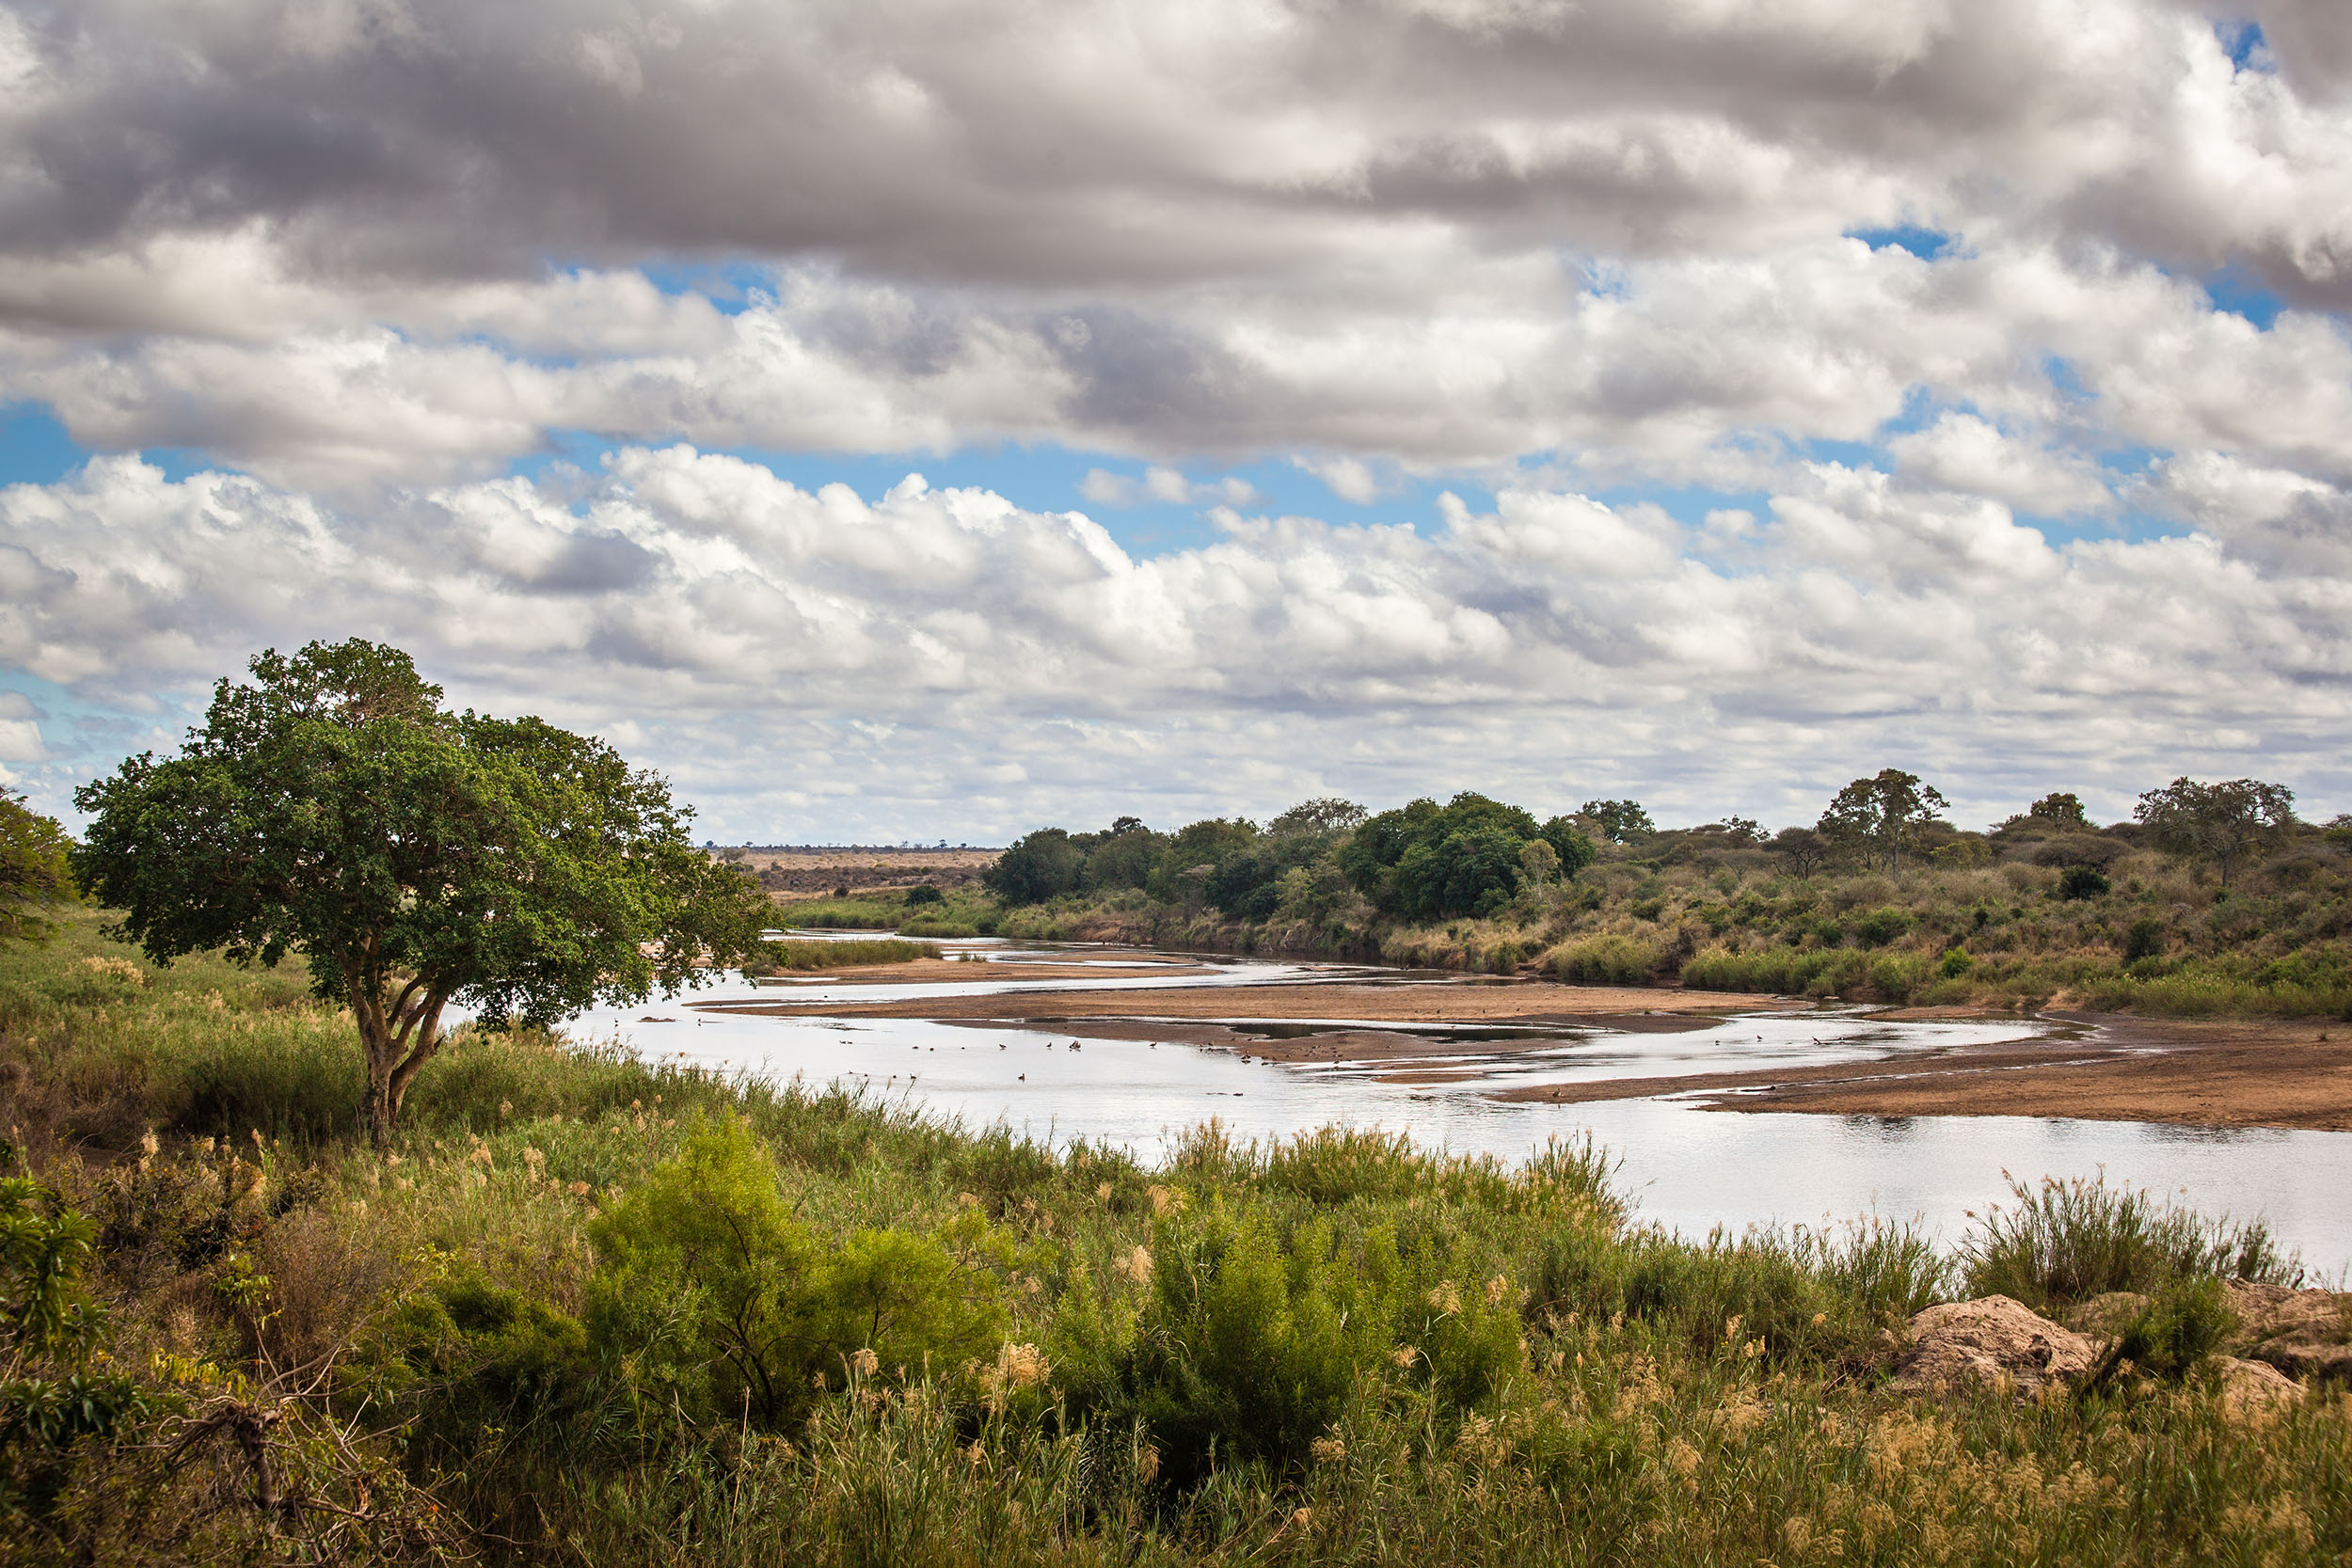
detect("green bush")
[2058,865,2111,901]
[586,1120,1008,1433]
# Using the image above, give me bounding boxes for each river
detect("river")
[567,940,2352,1276]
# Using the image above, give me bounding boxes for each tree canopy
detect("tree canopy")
[1338,793,1596,920]
[0,791,76,944]
[72,640,769,1140]
[1580,800,1654,844]
[2134,777,2295,887]
[1817,769,1949,875]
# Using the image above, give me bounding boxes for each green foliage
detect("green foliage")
[1581,800,1654,844]
[0,793,76,947]
[903,884,946,906]
[1852,907,1913,948]
[780,900,903,928]
[1342,794,1539,919]
[1961,1172,2298,1311]
[586,1121,1005,1432]
[2026,792,2091,830]
[1817,768,1950,875]
[0,1174,167,1523]
[72,641,768,1137]
[895,918,978,938]
[1117,1199,1519,1485]
[2082,1276,2236,1396]
[984,829,1088,905]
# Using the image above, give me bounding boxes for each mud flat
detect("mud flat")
[1674,1013,2352,1132]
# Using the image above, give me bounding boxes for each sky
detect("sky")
[4,0,2352,843]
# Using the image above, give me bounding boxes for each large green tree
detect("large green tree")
[1817,768,1949,876]
[0,791,76,944]
[72,641,769,1142]
[2134,777,2295,888]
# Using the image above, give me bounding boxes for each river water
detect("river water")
[572,942,2352,1275]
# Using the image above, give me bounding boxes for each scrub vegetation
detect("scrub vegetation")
[0,913,2345,1564]
[982,778,2352,1017]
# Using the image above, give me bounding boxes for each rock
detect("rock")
[1891,1296,2100,1397]
[2222,1280,2352,1387]
[2065,1291,2151,1338]
[2214,1355,2304,1417]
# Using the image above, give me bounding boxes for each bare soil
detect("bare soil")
[1684,1013,2352,1131]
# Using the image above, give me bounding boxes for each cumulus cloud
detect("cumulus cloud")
[5,448,2347,835]
[1080,467,1258,508]
[3,0,2351,830]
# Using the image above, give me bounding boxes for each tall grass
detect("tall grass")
[751,937,942,972]
[1961,1171,2302,1309]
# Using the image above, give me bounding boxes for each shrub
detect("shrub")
[586,1120,1006,1433]
[1852,908,1913,948]
[2082,1276,2236,1396]
[904,885,946,906]
[1960,1172,2299,1310]
[2122,916,2167,963]
[2058,865,2112,901]
[1123,1202,1387,1482]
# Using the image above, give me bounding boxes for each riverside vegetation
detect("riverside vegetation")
[972,779,2352,1017]
[3,911,2349,1564]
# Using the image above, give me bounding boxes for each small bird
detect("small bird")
[1018,1073,1025,1081]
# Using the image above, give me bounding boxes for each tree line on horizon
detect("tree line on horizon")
[980,768,2312,919]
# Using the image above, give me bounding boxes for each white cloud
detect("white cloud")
[5,448,2349,836]
[1888,413,2116,516]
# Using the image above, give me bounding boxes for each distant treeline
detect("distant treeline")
[981,773,2352,1013]
[984,772,2324,924]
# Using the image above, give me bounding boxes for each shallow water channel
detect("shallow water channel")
[573,941,2352,1275]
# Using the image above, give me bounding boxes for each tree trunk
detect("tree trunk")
[350,973,449,1146]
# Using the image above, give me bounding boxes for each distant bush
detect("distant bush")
[1548,934,1661,986]
[743,939,940,975]
[897,918,978,939]
[904,884,946,906]
[781,902,904,929]
[1851,908,1913,948]
[2058,865,2111,900]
